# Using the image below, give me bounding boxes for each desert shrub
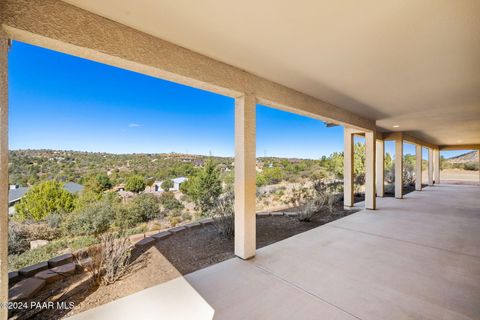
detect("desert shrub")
[115,194,160,229]
[125,175,146,193]
[289,184,313,207]
[85,233,132,286]
[325,192,339,214]
[296,180,341,220]
[100,233,132,285]
[256,174,267,187]
[21,222,61,241]
[8,223,29,255]
[128,194,160,222]
[181,211,192,221]
[168,214,182,227]
[75,190,103,210]
[123,224,148,237]
[297,201,317,222]
[64,200,116,236]
[161,179,174,191]
[354,173,365,193]
[159,192,184,212]
[464,162,479,171]
[209,193,234,239]
[45,213,62,229]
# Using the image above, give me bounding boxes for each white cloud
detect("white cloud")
[128,123,142,128]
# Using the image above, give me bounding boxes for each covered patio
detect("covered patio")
[1,1,480,319]
[69,184,480,319]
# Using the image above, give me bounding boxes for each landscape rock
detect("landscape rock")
[144,230,160,237]
[200,218,214,225]
[8,271,20,286]
[185,222,202,229]
[134,237,156,248]
[30,239,49,250]
[9,278,46,301]
[48,253,74,268]
[256,212,271,216]
[76,257,93,271]
[19,261,49,277]
[129,233,145,244]
[35,262,76,283]
[152,231,172,241]
[272,212,285,216]
[169,226,187,234]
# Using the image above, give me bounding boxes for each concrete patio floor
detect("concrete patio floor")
[186,184,480,320]
[70,184,480,320]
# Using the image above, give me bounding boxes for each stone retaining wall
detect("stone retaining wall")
[8,213,298,301]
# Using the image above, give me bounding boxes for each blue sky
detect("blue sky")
[8,41,466,159]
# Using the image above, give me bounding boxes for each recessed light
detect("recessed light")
[457,140,463,143]
[392,125,400,128]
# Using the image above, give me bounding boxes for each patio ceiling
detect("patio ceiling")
[63,0,480,146]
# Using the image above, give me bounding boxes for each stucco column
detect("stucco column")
[343,127,354,207]
[365,131,376,209]
[434,149,440,184]
[234,94,256,259]
[375,139,384,197]
[415,144,422,191]
[0,33,9,319]
[428,148,434,186]
[395,136,403,199]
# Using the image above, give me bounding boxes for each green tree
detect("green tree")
[86,173,112,194]
[125,175,146,193]
[262,167,284,184]
[159,191,184,212]
[184,160,222,213]
[15,180,76,221]
[161,179,174,191]
[127,194,160,225]
[256,174,267,187]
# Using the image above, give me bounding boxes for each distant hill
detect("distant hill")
[446,151,478,164]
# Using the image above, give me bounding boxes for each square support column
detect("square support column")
[433,149,440,184]
[395,135,403,199]
[375,139,384,197]
[0,33,9,319]
[428,148,434,186]
[234,94,256,259]
[415,144,422,191]
[365,131,376,209]
[343,128,354,207]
